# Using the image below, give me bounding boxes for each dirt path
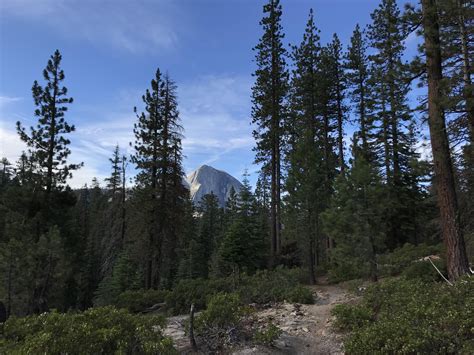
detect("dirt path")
[239,282,354,354]
[163,280,355,354]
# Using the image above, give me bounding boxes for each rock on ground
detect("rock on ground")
[163,279,356,354]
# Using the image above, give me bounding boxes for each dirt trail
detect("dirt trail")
[163,280,355,354]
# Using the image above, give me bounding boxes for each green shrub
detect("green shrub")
[253,322,282,346]
[166,267,312,315]
[328,258,369,283]
[165,278,232,315]
[378,243,443,277]
[195,293,242,331]
[287,285,314,304]
[237,267,313,305]
[116,289,169,313]
[402,259,446,282]
[342,279,365,295]
[331,304,372,331]
[0,306,176,354]
[333,277,474,354]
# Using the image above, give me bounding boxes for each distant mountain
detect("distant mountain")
[186,165,242,207]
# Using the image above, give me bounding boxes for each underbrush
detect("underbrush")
[328,242,444,283]
[332,277,474,354]
[193,293,282,351]
[0,306,176,354]
[377,243,444,281]
[116,289,169,313]
[165,267,313,315]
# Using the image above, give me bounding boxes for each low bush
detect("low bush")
[378,242,443,277]
[332,277,474,354]
[194,293,244,351]
[0,306,176,354]
[195,293,242,330]
[194,292,283,351]
[401,259,446,282]
[328,258,369,283]
[116,289,169,313]
[165,277,232,315]
[286,285,314,304]
[253,322,282,346]
[166,267,313,315]
[331,303,372,331]
[237,267,314,305]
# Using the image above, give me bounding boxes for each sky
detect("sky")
[0,0,419,188]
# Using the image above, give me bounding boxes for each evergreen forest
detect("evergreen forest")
[0,0,473,353]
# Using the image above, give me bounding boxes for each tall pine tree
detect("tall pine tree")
[252,0,289,266]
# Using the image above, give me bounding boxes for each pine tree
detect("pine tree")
[437,0,474,242]
[16,50,81,197]
[131,69,186,289]
[11,50,80,314]
[217,173,265,275]
[252,0,289,266]
[368,0,419,248]
[328,33,347,174]
[345,24,374,160]
[94,251,141,306]
[1,158,12,187]
[105,145,122,195]
[420,0,470,280]
[438,0,474,145]
[285,9,327,283]
[323,140,385,282]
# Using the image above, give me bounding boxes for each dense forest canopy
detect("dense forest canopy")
[0,0,472,353]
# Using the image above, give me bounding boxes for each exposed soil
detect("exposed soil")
[163,279,357,354]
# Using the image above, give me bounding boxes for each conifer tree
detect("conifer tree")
[345,24,374,160]
[328,33,347,174]
[420,0,470,280]
[368,0,419,248]
[16,50,81,197]
[11,50,80,313]
[217,173,265,275]
[323,140,385,282]
[105,145,122,195]
[286,9,327,283]
[252,0,289,266]
[132,69,186,289]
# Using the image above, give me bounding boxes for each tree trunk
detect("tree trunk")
[270,146,277,268]
[336,71,345,174]
[422,0,470,281]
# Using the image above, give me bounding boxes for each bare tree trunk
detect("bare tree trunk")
[422,0,470,281]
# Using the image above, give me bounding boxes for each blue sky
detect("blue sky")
[0,0,418,187]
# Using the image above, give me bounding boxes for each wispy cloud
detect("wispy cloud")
[0,0,180,53]
[179,74,254,169]
[1,74,256,187]
[0,95,22,110]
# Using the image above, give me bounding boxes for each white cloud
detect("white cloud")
[0,0,179,53]
[1,74,256,187]
[0,127,27,163]
[179,74,254,158]
[0,96,22,110]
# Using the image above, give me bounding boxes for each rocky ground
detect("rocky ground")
[163,279,357,354]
